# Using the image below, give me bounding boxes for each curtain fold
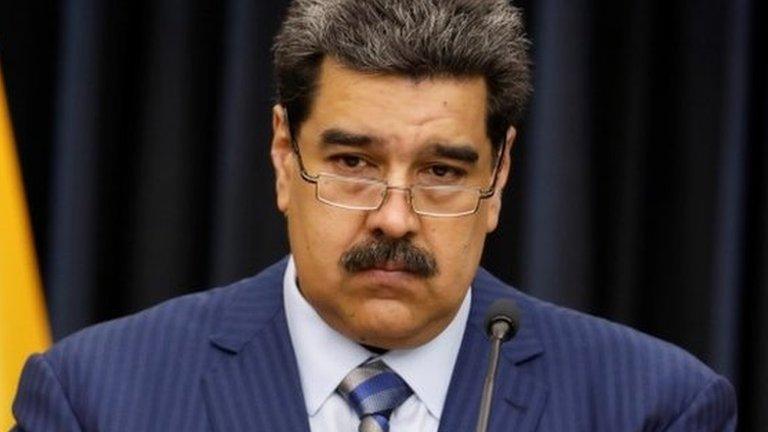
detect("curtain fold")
[48,0,105,338]
[210,0,290,284]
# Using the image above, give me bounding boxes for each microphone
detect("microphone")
[475,299,521,432]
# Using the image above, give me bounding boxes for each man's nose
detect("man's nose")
[364,187,420,239]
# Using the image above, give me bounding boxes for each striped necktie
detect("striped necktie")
[337,359,414,432]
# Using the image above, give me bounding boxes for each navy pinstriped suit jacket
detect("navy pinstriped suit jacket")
[13,258,736,431]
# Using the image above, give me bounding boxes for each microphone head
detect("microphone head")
[484,298,521,342]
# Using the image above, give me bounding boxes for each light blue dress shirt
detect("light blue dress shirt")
[283,257,471,432]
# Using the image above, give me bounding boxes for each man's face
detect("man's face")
[271,58,514,349]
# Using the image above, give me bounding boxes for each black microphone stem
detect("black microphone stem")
[475,320,510,432]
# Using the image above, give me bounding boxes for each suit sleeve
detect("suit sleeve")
[11,354,83,432]
[663,375,737,432]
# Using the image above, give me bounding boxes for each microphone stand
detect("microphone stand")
[475,319,511,432]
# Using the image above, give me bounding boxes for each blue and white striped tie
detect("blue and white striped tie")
[337,359,414,432]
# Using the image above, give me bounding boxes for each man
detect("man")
[12,0,736,431]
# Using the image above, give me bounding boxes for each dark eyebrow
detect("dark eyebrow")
[319,128,382,148]
[425,143,480,164]
[320,129,479,164]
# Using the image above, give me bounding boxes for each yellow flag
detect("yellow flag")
[0,67,51,428]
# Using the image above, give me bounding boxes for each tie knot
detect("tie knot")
[337,359,413,431]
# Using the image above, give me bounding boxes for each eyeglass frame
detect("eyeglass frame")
[282,107,507,218]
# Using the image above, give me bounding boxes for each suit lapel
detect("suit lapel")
[202,259,311,432]
[199,260,547,431]
[439,269,548,432]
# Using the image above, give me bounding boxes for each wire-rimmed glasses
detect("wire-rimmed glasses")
[284,110,506,218]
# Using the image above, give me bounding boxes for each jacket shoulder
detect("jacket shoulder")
[17,260,289,429]
[475,269,734,428]
[473,269,721,383]
[36,274,261,415]
[46,258,289,364]
[49,282,232,359]
[516,286,735,428]
[526,292,718,379]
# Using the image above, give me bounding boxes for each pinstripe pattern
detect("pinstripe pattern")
[11,258,736,431]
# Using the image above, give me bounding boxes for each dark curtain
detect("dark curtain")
[1,0,765,429]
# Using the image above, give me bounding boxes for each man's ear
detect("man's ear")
[271,104,294,214]
[485,126,516,233]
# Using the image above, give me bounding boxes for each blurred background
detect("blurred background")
[0,0,765,429]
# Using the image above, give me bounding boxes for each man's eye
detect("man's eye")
[327,154,373,172]
[428,165,465,178]
[340,155,363,168]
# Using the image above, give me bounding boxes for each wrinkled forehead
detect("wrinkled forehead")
[299,58,494,163]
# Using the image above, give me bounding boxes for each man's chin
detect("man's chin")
[346,305,431,349]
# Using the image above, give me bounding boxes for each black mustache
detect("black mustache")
[340,237,438,278]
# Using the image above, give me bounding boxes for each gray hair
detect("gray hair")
[272,0,532,149]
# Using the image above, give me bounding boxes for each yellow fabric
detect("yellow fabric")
[0,68,51,429]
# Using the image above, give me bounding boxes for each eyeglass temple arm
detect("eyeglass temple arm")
[480,140,507,198]
[282,107,318,182]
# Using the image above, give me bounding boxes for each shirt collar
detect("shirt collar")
[283,256,471,420]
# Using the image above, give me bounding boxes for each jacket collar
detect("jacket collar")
[470,268,545,365]
[209,259,544,359]
[208,258,289,353]
[204,258,311,431]
[433,268,548,432]
[205,258,547,432]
